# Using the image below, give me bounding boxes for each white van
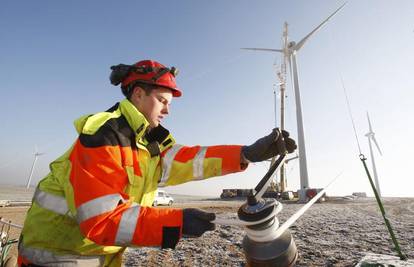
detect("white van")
[152,190,174,206]
[0,200,11,207]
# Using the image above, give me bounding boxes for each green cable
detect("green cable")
[359,154,407,261]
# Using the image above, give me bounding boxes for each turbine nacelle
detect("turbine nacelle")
[366,112,383,156]
[288,41,296,49]
[365,132,375,138]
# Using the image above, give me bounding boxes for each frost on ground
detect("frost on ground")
[124,198,414,267]
[1,197,413,266]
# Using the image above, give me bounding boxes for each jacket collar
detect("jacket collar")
[119,99,176,153]
[119,99,150,141]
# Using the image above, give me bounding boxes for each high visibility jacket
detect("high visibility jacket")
[19,99,245,266]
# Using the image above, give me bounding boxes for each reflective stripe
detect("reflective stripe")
[114,204,140,246]
[193,146,207,180]
[34,188,69,216]
[76,194,123,223]
[159,144,183,186]
[19,243,105,266]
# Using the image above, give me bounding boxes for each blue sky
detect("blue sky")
[1,1,413,197]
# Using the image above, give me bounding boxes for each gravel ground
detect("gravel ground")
[1,197,413,266]
[124,198,414,267]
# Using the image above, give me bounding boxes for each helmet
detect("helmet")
[110,60,182,97]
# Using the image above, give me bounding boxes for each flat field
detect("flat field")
[124,197,414,266]
[1,191,413,266]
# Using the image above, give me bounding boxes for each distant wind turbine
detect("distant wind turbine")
[365,112,383,197]
[26,145,45,189]
[242,3,346,201]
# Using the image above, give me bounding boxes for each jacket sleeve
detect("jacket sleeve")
[158,144,246,187]
[69,132,183,248]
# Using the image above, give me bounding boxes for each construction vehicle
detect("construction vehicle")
[220,189,252,199]
[0,201,10,208]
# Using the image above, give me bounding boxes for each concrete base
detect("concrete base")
[297,188,325,203]
[355,253,413,267]
[297,189,308,203]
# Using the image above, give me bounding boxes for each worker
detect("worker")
[18,59,297,267]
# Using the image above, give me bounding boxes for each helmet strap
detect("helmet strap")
[151,68,170,82]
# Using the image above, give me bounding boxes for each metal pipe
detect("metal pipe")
[0,218,23,229]
[359,154,407,260]
[254,154,286,201]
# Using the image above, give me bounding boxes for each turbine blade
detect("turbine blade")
[294,2,347,51]
[372,136,383,156]
[241,47,283,53]
[366,111,373,132]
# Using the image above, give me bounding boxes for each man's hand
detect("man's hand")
[182,208,215,237]
[241,128,297,163]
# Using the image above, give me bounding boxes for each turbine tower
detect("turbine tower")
[242,3,346,201]
[365,112,383,197]
[26,145,45,189]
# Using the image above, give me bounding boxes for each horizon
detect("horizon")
[1,183,412,199]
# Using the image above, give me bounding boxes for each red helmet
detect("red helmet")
[121,60,182,97]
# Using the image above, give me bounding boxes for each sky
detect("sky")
[1,0,413,197]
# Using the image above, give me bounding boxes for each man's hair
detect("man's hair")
[122,82,157,99]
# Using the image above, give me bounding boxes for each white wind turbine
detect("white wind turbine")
[26,145,45,189]
[242,3,346,201]
[365,112,383,197]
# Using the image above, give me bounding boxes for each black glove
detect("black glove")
[242,128,297,162]
[182,208,216,237]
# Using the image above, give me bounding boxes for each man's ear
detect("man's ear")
[131,86,144,102]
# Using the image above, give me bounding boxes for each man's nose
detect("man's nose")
[162,104,169,115]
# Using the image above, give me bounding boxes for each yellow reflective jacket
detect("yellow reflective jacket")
[19,99,245,267]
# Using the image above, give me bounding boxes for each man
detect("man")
[18,59,296,266]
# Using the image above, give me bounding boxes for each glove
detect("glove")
[242,128,297,162]
[182,208,216,237]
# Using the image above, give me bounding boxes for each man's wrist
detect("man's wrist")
[240,151,251,165]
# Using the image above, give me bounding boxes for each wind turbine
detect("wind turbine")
[242,3,346,201]
[26,145,45,189]
[365,112,383,197]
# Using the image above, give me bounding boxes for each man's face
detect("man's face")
[131,86,173,128]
